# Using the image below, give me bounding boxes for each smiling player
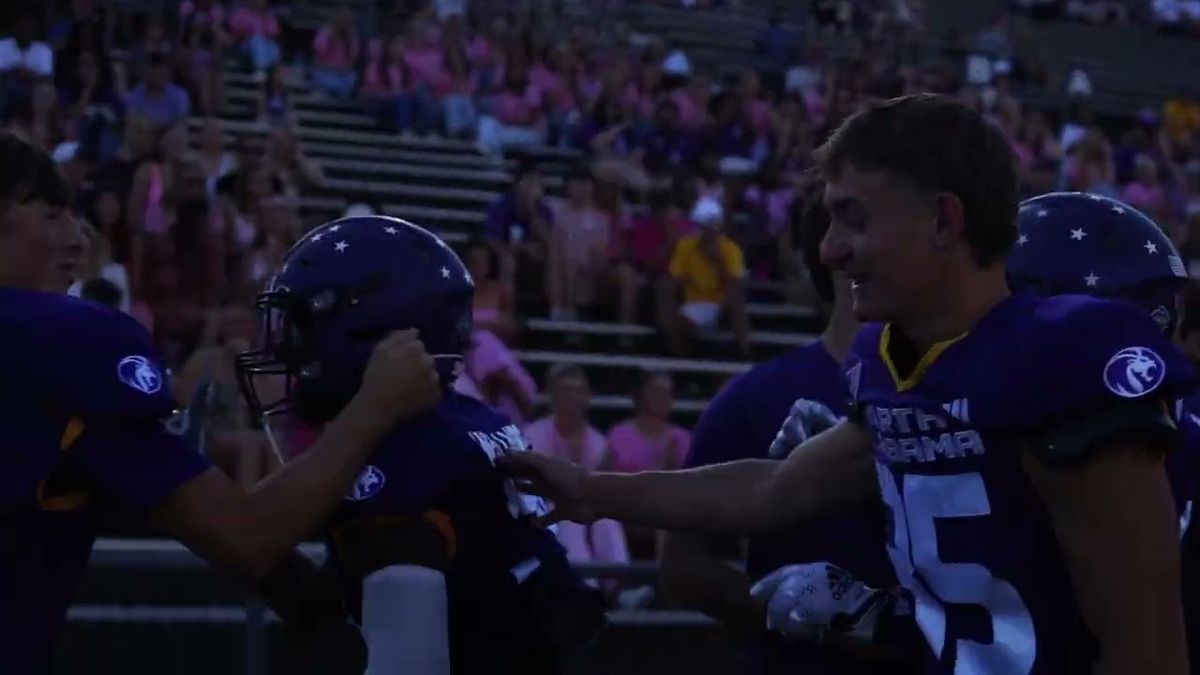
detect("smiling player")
[501,94,1195,674]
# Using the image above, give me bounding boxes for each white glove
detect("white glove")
[767,398,842,459]
[750,562,908,644]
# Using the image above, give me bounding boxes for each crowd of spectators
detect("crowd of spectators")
[2,0,1199,598]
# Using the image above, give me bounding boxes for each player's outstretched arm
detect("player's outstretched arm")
[1023,436,1189,675]
[153,331,442,578]
[501,419,877,534]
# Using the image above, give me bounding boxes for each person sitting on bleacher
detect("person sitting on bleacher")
[360,32,422,134]
[454,238,539,427]
[310,7,361,100]
[477,56,548,159]
[605,370,691,474]
[228,0,281,78]
[482,161,557,311]
[661,197,751,357]
[524,364,645,606]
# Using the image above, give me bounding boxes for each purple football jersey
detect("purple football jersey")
[685,341,907,675]
[0,288,210,673]
[328,391,577,672]
[847,292,1199,674]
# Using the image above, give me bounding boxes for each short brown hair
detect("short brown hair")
[0,130,70,213]
[814,94,1018,266]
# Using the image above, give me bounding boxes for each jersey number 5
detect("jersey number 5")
[879,468,1035,675]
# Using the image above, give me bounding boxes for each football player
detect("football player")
[237,215,606,675]
[659,191,918,673]
[502,94,1195,673]
[1006,190,1200,670]
[0,130,442,673]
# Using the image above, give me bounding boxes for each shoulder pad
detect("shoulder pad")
[26,295,175,419]
[996,295,1198,430]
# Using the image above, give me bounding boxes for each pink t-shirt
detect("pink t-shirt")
[523,416,607,469]
[461,328,537,426]
[671,89,705,131]
[360,61,408,97]
[744,186,796,235]
[606,421,691,472]
[620,81,656,120]
[404,46,444,88]
[229,8,279,40]
[1123,181,1166,214]
[467,36,494,67]
[627,215,691,272]
[431,67,478,98]
[312,27,360,70]
[554,202,609,268]
[492,85,542,126]
[529,63,576,114]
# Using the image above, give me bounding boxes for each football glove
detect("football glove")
[750,562,911,645]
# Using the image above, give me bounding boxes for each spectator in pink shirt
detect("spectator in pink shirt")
[523,365,633,596]
[477,60,547,158]
[178,0,229,115]
[737,69,773,138]
[453,238,538,425]
[402,21,445,89]
[432,42,479,138]
[1124,154,1168,218]
[359,34,423,133]
[670,74,711,132]
[228,0,280,75]
[620,57,662,125]
[606,371,691,473]
[530,43,582,145]
[310,7,360,99]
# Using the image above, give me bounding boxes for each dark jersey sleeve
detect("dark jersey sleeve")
[64,417,211,509]
[36,299,210,507]
[37,299,178,420]
[1021,297,1199,464]
[683,374,756,468]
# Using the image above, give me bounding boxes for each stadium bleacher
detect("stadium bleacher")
[12,0,1200,671]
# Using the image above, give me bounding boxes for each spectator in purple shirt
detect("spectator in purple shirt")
[637,99,699,176]
[483,161,560,311]
[124,51,190,128]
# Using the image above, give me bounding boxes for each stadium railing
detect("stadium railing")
[79,538,719,675]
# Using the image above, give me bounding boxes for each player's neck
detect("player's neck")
[821,297,859,364]
[900,266,1010,355]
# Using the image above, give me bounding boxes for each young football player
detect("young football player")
[237,215,606,675]
[660,192,918,673]
[502,95,1195,673]
[0,129,441,673]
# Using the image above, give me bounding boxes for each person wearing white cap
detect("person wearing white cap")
[659,196,751,357]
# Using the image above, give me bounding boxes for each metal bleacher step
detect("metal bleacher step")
[513,349,752,377]
[523,318,816,349]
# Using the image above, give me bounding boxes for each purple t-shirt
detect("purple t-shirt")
[483,193,553,245]
[124,82,191,127]
[684,341,901,675]
[0,288,210,672]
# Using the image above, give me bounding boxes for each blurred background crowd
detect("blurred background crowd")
[6,0,1200,628]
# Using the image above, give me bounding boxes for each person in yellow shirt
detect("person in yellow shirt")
[1164,95,1200,149]
[662,197,752,357]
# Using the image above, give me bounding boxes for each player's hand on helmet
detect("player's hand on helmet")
[358,329,441,423]
[496,451,596,526]
[750,562,908,645]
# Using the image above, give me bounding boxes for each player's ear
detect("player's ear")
[932,192,966,250]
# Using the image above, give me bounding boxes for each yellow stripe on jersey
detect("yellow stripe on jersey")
[38,416,91,512]
[879,324,969,392]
